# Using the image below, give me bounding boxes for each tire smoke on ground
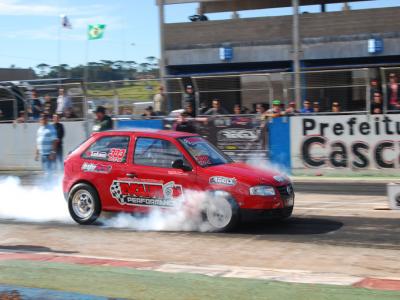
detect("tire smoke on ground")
[0,177,216,232]
[0,176,71,223]
[100,190,213,232]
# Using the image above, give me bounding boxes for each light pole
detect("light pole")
[292,0,302,109]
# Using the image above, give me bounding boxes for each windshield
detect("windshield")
[179,136,233,167]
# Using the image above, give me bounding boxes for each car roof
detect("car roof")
[93,129,198,139]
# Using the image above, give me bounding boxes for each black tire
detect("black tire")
[203,192,239,232]
[68,183,101,225]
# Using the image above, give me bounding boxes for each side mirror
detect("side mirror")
[172,159,192,171]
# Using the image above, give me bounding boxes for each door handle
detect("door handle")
[126,173,136,178]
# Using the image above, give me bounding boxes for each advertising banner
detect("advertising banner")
[291,114,400,171]
[165,115,267,162]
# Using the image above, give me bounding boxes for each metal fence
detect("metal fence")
[1,67,399,123]
[282,68,370,113]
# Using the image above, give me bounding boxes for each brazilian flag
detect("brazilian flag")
[88,24,106,40]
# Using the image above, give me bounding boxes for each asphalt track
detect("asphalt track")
[294,181,387,196]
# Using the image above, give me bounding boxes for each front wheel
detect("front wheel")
[203,192,239,232]
[68,183,101,225]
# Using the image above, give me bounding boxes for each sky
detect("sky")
[0,0,398,71]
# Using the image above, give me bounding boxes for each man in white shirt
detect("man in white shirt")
[56,88,72,116]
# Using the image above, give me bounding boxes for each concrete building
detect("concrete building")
[157,0,400,112]
[0,68,36,81]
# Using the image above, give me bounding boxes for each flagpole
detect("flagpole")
[84,37,89,84]
[57,15,62,81]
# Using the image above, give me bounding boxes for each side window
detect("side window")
[134,137,186,168]
[82,136,129,163]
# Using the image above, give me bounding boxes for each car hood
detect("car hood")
[205,162,289,186]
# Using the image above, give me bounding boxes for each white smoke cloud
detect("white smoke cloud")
[0,176,216,232]
[100,190,213,232]
[0,176,71,223]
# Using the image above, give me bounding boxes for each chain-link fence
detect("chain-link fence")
[282,68,370,113]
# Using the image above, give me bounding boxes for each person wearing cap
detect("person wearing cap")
[142,106,157,118]
[182,85,196,116]
[175,111,196,133]
[387,73,400,111]
[266,100,283,118]
[300,100,314,114]
[284,101,299,116]
[93,106,113,132]
[331,102,341,113]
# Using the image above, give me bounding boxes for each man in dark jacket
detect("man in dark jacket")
[93,106,113,132]
[52,114,65,171]
[175,112,196,133]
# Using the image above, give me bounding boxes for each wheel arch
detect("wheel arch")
[69,180,102,208]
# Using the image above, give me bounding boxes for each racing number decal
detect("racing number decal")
[108,148,126,162]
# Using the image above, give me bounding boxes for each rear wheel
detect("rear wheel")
[68,183,101,225]
[203,192,239,232]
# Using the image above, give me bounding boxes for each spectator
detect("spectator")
[387,73,400,110]
[15,111,26,123]
[266,100,283,118]
[234,104,243,115]
[284,101,299,116]
[313,102,320,113]
[331,102,341,113]
[204,99,229,115]
[153,85,166,115]
[182,85,196,116]
[64,107,77,119]
[370,79,381,100]
[371,104,383,115]
[175,112,196,133]
[300,100,314,113]
[0,109,4,121]
[184,103,196,118]
[52,114,65,171]
[35,114,58,177]
[43,94,55,116]
[56,88,72,116]
[93,106,113,132]
[199,102,208,115]
[142,106,157,118]
[371,92,383,114]
[30,90,42,120]
[256,103,268,121]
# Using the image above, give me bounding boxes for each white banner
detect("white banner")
[291,114,400,171]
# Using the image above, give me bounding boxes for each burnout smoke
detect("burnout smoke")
[0,176,218,231]
[101,190,214,232]
[0,176,71,223]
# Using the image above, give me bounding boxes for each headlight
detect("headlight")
[249,185,276,196]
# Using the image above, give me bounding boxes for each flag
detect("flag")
[88,24,106,40]
[61,15,72,29]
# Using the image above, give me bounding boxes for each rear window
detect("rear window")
[82,136,130,163]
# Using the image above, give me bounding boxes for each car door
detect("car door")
[111,136,197,214]
[80,134,131,211]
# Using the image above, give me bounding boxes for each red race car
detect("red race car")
[63,130,294,231]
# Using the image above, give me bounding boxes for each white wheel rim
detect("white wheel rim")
[206,197,233,229]
[72,190,95,220]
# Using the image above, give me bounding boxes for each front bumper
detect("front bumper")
[240,206,293,222]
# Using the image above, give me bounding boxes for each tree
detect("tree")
[36,63,50,77]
